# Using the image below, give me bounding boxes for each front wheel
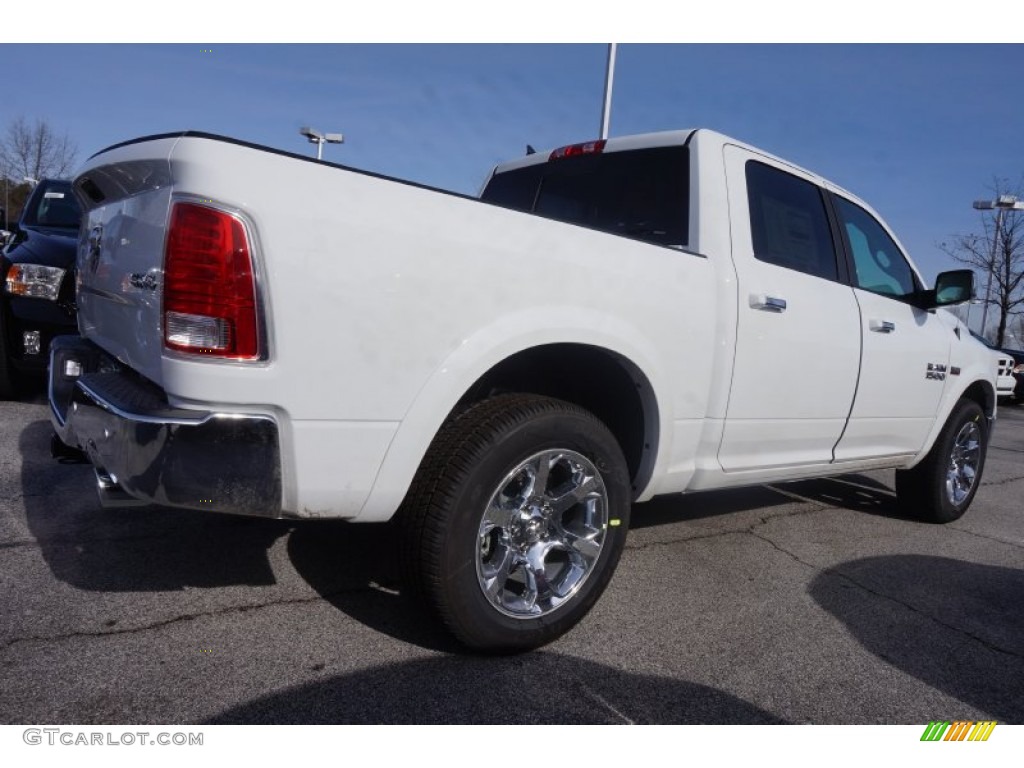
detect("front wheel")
[399,394,631,652]
[895,398,988,523]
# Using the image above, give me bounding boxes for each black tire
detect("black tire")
[895,398,988,524]
[398,394,631,653]
[0,324,19,400]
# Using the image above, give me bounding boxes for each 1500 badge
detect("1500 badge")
[926,363,948,381]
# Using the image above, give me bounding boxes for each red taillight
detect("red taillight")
[549,139,606,161]
[163,202,260,359]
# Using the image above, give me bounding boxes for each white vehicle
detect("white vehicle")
[969,330,1017,399]
[995,354,1016,398]
[50,129,996,651]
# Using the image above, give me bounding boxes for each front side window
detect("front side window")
[833,196,918,299]
[746,161,838,281]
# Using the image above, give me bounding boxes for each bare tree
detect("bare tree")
[0,116,78,181]
[941,178,1024,348]
[1010,313,1024,350]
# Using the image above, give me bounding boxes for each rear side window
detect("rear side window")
[746,161,838,281]
[482,164,543,212]
[481,146,689,248]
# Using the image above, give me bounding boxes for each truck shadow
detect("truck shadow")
[629,473,911,530]
[17,413,925,654]
[16,418,461,649]
[19,419,291,591]
[284,475,909,651]
[629,485,794,529]
[809,555,1024,721]
[771,474,913,520]
[285,487,801,651]
[206,653,787,724]
[286,520,460,652]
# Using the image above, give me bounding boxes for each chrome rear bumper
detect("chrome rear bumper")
[49,336,282,517]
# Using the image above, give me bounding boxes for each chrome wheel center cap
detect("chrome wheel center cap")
[512,506,549,547]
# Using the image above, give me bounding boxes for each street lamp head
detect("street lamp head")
[298,125,343,160]
[973,196,1023,211]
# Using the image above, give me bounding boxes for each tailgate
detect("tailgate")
[73,136,180,384]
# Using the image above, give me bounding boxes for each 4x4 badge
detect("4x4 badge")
[129,272,159,292]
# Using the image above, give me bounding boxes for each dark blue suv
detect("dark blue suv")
[0,179,81,398]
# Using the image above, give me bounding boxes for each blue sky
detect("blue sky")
[1,42,1021,285]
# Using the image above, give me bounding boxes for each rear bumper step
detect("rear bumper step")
[49,336,282,517]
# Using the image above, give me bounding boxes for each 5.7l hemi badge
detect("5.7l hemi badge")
[926,363,948,381]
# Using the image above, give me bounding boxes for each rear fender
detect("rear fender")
[355,308,669,522]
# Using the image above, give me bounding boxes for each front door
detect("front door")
[829,193,953,460]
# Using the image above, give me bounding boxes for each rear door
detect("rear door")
[718,146,861,472]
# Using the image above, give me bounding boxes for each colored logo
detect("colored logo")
[920,721,996,742]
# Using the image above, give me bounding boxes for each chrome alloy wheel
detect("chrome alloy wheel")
[476,449,609,619]
[946,420,982,506]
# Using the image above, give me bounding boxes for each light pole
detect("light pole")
[599,43,617,141]
[973,195,1024,336]
[299,126,344,160]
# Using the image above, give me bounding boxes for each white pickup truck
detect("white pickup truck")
[50,129,995,651]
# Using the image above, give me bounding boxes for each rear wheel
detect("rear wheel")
[399,394,631,652]
[895,398,988,523]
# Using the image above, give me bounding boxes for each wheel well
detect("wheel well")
[456,344,657,494]
[961,380,995,420]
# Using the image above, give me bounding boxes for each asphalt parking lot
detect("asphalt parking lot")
[1,389,1022,725]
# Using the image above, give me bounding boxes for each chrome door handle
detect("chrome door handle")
[869,319,896,333]
[750,294,787,313]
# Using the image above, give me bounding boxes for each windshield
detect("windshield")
[481,145,689,248]
[22,180,82,230]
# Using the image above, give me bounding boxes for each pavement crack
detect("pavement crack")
[947,525,1024,551]
[1,527,295,552]
[625,528,746,551]
[745,529,820,572]
[0,540,39,551]
[980,474,1024,488]
[576,682,635,725]
[1,587,374,651]
[826,568,1024,661]
[988,445,1024,455]
[746,521,1024,661]
[625,504,826,553]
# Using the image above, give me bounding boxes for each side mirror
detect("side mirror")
[931,269,975,307]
